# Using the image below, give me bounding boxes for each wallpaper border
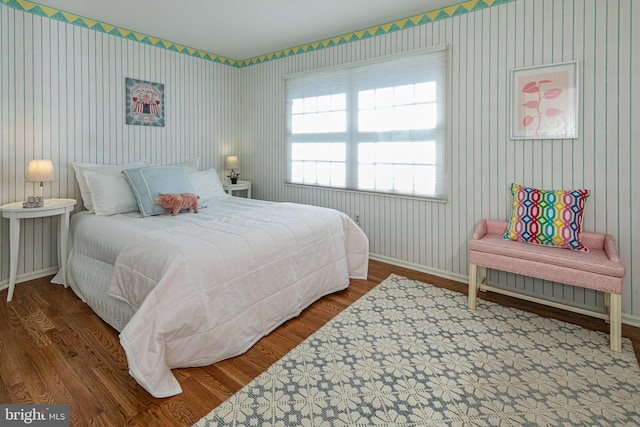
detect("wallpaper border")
[2,0,514,68]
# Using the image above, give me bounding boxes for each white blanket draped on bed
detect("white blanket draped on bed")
[108,202,368,398]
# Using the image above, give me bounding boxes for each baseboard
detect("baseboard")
[369,253,640,329]
[370,253,469,284]
[623,314,640,328]
[0,267,60,292]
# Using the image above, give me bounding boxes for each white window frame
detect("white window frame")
[285,45,449,201]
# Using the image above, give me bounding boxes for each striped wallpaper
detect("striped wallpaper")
[0,4,239,282]
[1,0,639,325]
[238,0,640,324]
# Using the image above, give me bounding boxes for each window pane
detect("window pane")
[292,143,345,161]
[359,90,375,109]
[332,93,346,110]
[414,165,436,195]
[296,94,347,113]
[291,161,304,182]
[317,162,331,186]
[291,93,347,134]
[303,97,317,113]
[301,161,346,187]
[317,95,332,112]
[358,110,376,133]
[303,162,316,183]
[398,103,437,130]
[357,142,437,194]
[413,141,436,164]
[291,143,309,160]
[376,87,394,107]
[359,165,375,189]
[291,160,347,186]
[415,82,436,103]
[287,47,448,199]
[328,143,346,161]
[359,142,436,165]
[356,163,437,195]
[331,163,346,186]
[292,111,346,133]
[290,144,346,186]
[292,98,304,114]
[393,165,414,192]
[357,82,438,132]
[374,164,394,190]
[394,84,414,105]
[359,104,436,132]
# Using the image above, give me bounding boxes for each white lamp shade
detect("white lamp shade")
[224,155,239,170]
[26,160,56,183]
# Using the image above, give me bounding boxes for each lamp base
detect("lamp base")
[23,196,44,208]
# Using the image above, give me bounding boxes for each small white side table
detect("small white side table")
[0,198,77,301]
[223,180,252,198]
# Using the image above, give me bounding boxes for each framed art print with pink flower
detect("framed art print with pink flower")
[510,61,578,139]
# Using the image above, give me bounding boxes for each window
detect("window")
[286,45,448,200]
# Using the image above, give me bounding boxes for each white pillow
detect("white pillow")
[73,161,148,212]
[188,169,227,204]
[84,171,139,216]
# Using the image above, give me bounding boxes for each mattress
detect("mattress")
[52,195,369,397]
[52,196,273,331]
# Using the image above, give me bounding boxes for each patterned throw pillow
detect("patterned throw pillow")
[503,183,590,252]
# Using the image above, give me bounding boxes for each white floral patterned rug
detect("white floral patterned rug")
[194,274,640,426]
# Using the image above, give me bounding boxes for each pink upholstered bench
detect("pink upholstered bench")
[468,219,626,351]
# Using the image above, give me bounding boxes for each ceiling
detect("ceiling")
[36,0,456,60]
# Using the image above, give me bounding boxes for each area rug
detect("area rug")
[194,274,640,426]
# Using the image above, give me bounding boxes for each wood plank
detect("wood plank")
[0,260,638,426]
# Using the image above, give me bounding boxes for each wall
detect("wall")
[1,0,639,325]
[0,4,238,283]
[239,0,640,323]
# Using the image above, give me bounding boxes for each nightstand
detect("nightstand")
[0,198,77,301]
[223,180,251,198]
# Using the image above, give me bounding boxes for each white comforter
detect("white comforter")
[108,202,368,398]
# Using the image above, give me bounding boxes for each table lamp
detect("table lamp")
[26,159,56,198]
[224,155,240,184]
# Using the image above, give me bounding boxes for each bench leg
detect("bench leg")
[468,263,478,310]
[478,266,487,292]
[610,293,621,352]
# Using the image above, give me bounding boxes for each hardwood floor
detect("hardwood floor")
[1,260,639,426]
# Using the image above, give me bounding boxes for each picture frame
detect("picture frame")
[126,78,165,127]
[510,61,578,140]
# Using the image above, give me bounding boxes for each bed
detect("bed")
[52,163,369,398]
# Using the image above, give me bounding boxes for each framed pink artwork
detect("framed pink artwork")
[510,61,578,139]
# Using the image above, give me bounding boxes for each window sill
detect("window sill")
[283,182,448,203]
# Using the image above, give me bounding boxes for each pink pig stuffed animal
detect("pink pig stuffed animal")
[155,193,200,215]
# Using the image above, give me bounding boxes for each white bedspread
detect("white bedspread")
[108,202,368,397]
